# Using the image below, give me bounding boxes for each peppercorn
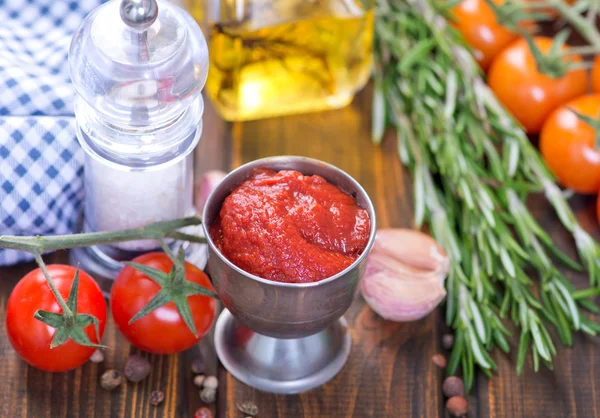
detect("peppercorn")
[193,374,206,388]
[443,376,465,398]
[100,369,122,391]
[203,376,219,390]
[124,354,151,383]
[446,396,468,417]
[432,353,447,368]
[150,390,165,406]
[90,349,104,364]
[200,388,217,404]
[237,401,259,416]
[194,407,213,418]
[442,334,454,350]
[191,356,205,374]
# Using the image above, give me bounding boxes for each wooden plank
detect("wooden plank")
[219,90,444,418]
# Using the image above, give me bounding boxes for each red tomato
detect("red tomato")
[540,94,600,194]
[450,0,521,71]
[6,265,106,372]
[488,36,587,134]
[592,56,600,94]
[110,252,216,354]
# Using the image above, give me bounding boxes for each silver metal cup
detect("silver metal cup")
[203,156,376,394]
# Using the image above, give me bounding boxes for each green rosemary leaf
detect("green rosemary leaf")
[372,77,386,144]
[516,332,530,376]
[572,287,600,300]
[462,343,475,393]
[532,346,540,372]
[554,281,581,330]
[493,328,510,353]
[577,297,600,314]
[447,326,465,375]
[397,39,436,72]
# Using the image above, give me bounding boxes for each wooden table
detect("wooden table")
[1,89,599,418]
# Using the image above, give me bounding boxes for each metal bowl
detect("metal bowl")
[202,156,376,393]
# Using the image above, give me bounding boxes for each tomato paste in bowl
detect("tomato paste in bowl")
[210,168,371,284]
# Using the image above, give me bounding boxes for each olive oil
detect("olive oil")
[200,0,373,121]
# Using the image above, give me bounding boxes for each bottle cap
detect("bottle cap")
[69,0,208,127]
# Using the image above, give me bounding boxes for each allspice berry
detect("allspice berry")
[150,390,165,406]
[443,376,465,398]
[446,396,468,417]
[191,357,205,374]
[200,388,217,404]
[125,354,151,383]
[193,374,206,388]
[442,334,454,350]
[100,369,122,391]
[203,376,219,390]
[194,407,213,418]
[432,354,447,368]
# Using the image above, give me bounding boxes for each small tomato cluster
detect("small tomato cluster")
[451,0,600,218]
[6,253,216,372]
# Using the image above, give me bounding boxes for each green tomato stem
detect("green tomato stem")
[33,252,74,321]
[0,216,202,253]
[550,0,600,48]
[159,238,177,262]
[561,45,600,57]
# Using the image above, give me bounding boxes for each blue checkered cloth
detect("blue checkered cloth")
[0,0,104,265]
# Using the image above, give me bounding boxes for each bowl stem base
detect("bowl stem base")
[214,309,352,394]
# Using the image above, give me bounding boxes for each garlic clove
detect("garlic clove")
[371,229,449,280]
[361,228,449,322]
[195,170,228,213]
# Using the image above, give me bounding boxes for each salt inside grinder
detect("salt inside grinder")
[68,0,209,290]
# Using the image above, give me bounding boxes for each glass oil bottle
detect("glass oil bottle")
[191,0,374,121]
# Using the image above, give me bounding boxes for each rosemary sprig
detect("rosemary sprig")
[374,0,600,388]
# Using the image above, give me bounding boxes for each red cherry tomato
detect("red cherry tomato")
[488,36,587,134]
[6,265,106,372]
[110,252,216,354]
[540,94,600,194]
[450,0,521,71]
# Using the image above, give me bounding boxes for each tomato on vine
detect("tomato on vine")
[110,252,217,354]
[450,0,521,71]
[488,36,587,134]
[6,265,106,372]
[540,94,600,194]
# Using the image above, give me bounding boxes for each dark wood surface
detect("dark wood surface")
[0,89,599,418]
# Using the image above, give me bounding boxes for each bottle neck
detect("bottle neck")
[74,95,203,169]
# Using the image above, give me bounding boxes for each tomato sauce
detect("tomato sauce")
[210,168,371,283]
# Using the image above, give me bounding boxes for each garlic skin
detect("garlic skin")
[361,229,450,322]
[195,170,228,213]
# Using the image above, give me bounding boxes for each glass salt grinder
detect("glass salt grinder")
[68,0,209,294]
